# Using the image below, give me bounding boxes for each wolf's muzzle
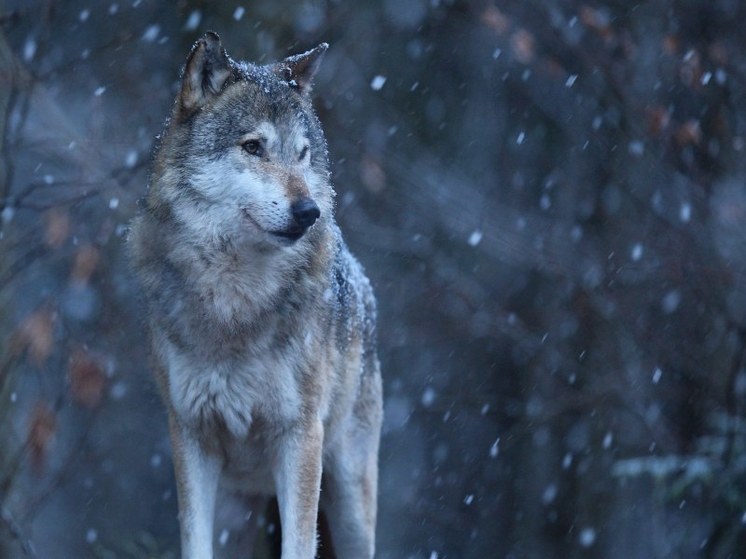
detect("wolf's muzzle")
[271,198,321,242]
[291,198,321,230]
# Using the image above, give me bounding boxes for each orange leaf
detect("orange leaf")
[27,402,56,473]
[481,6,510,35]
[646,106,671,136]
[67,347,106,409]
[70,244,100,284]
[511,29,535,64]
[10,309,55,365]
[676,120,702,146]
[43,208,71,249]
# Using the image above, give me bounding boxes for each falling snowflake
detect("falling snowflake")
[489,437,499,458]
[468,230,483,247]
[219,529,230,546]
[631,243,643,261]
[142,24,160,42]
[23,37,37,62]
[679,202,691,223]
[628,140,644,156]
[421,387,435,407]
[579,527,596,547]
[125,150,138,168]
[185,10,201,31]
[370,75,387,91]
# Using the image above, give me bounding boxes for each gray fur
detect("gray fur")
[129,32,382,559]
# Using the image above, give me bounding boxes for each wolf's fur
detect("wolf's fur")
[129,32,382,559]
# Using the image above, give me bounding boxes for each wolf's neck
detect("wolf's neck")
[166,223,329,328]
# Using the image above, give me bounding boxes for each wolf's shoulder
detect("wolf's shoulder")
[328,228,376,336]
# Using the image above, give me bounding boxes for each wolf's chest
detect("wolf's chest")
[163,343,302,439]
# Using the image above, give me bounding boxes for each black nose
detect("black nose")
[291,198,320,229]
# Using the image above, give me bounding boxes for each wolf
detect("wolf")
[128,32,382,559]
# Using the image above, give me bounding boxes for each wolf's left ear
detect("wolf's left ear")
[274,43,328,94]
[179,31,232,115]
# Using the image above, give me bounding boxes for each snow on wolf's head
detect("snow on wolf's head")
[153,32,333,250]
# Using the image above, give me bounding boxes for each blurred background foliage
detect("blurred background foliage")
[2,0,746,557]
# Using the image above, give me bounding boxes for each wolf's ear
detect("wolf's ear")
[274,43,328,94]
[179,32,232,115]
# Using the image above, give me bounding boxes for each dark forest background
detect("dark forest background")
[2,1,746,558]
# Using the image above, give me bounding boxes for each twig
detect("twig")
[0,505,37,558]
[722,326,746,467]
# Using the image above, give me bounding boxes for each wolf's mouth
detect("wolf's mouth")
[271,228,305,242]
[241,207,308,243]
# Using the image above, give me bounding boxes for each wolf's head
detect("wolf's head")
[150,32,333,250]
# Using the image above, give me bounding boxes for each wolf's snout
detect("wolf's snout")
[291,198,320,229]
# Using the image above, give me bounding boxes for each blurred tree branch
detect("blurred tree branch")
[0,506,37,558]
[0,18,139,556]
[0,28,15,215]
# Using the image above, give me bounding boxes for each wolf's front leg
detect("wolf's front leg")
[169,417,222,559]
[273,419,324,559]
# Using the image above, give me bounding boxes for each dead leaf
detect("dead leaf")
[68,346,106,408]
[676,119,702,146]
[662,35,679,56]
[10,308,55,365]
[360,156,387,194]
[43,207,71,248]
[580,6,612,39]
[511,29,535,64]
[70,244,99,284]
[481,6,510,35]
[28,402,56,473]
[646,105,671,136]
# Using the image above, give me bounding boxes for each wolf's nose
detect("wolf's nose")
[291,198,320,229]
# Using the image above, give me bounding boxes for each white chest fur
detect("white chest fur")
[161,338,302,439]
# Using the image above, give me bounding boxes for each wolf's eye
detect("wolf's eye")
[242,139,263,157]
[299,146,309,161]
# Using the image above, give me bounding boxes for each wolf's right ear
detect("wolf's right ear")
[274,43,328,94]
[179,32,232,116]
